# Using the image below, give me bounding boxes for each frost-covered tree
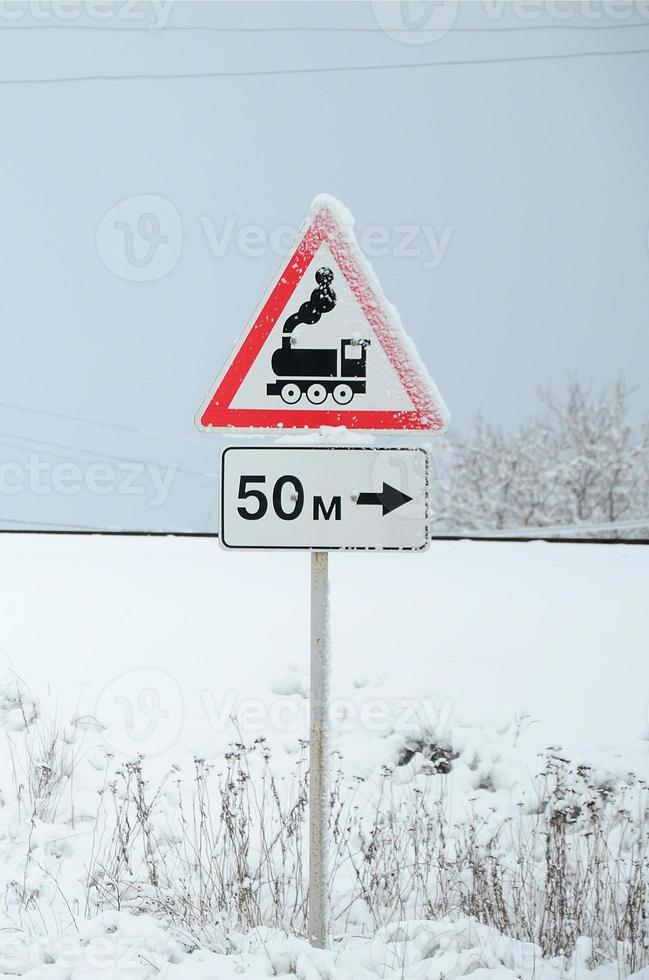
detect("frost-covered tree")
[539,380,643,531]
[432,380,648,538]
[432,416,549,532]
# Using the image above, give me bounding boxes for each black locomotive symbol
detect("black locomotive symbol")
[266,267,370,406]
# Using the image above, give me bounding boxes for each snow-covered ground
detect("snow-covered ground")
[0,534,646,771]
[0,535,646,979]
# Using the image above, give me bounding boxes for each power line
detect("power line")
[1,22,649,33]
[0,429,217,483]
[431,533,649,545]
[0,520,204,533]
[436,517,649,537]
[0,516,121,531]
[1,45,648,85]
[0,398,204,447]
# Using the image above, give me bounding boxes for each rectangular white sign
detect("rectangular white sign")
[220,446,430,551]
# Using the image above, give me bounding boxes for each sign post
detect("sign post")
[196,194,449,949]
[309,550,330,949]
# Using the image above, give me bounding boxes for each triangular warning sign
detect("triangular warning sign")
[196,195,449,433]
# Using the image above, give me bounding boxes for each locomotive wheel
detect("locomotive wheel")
[280,383,302,404]
[307,383,327,404]
[333,383,353,405]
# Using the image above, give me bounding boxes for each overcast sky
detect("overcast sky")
[0,0,648,531]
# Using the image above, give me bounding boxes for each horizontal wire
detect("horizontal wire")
[1,22,649,33]
[0,515,123,531]
[436,517,649,537]
[0,429,217,482]
[0,398,204,447]
[1,45,648,85]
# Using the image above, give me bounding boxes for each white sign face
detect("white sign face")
[229,242,413,415]
[197,195,449,434]
[220,447,430,551]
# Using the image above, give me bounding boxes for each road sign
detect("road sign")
[220,446,430,551]
[197,195,448,434]
[196,197,449,950]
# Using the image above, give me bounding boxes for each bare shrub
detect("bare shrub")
[86,741,312,947]
[4,675,78,827]
[85,745,649,972]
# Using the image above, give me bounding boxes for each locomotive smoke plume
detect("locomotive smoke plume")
[282,267,336,337]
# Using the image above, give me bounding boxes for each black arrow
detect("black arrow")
[355,482,413,516]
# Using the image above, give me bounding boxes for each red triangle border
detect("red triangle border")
[198,205,447,432]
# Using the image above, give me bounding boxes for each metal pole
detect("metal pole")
[308,550,330,949]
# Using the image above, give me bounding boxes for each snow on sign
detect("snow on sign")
[197,195,448,433]
[220,446,430,551]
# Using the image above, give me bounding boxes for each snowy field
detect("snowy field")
[0,534,646,768]
[0,534,646,979]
